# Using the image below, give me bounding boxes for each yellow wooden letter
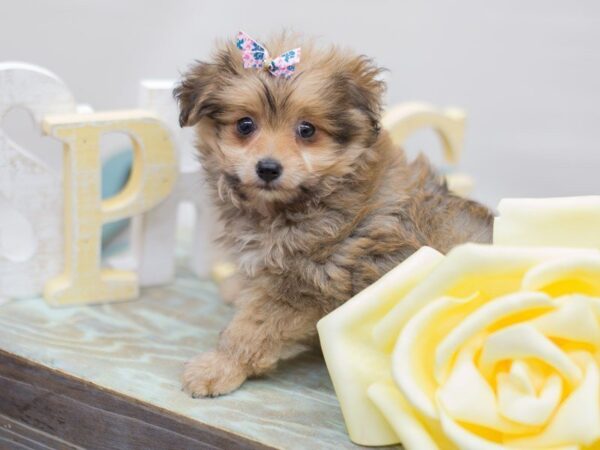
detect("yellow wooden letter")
[383,102,473,197]
[42,110,177,306]
[383,102,465,164]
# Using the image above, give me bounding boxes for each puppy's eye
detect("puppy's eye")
[236,117,256,136]
[297,121,316,139]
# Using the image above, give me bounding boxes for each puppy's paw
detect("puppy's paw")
[182,350,247,398]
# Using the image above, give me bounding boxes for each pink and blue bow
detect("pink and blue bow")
[236,31,301,79]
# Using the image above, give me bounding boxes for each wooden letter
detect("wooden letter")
[109,80,219,286]
[383,102,473,196]
[0,62,76,300]
[42,110,177,306]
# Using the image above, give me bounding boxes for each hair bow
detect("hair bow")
[236,31,301,79]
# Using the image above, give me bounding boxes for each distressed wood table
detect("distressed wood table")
[0,262,367,449]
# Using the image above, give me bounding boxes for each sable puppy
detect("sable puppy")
[175,32,493,397]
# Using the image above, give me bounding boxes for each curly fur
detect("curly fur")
[175,32,493,397]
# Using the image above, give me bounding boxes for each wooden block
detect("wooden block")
[42,110,177,306]
[0,62,76,300]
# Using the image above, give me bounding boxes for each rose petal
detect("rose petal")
[367,382,441,450]
[374,244,595,351]
[317,247,444,446]
[438,344,534,434]
[393,295,459,419]
[438,402,511,450]
[507,360,537,394]
[439,403,580,450]
[522,255,600,298]
[528,296,600,346]
[391,247,591,422]
[480,324,582,385]
[507,358,600,447]
[435,291,553,383]
[497,368,562,426]
[494,196,600,250]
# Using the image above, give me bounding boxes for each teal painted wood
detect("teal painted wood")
[0,264,360,449]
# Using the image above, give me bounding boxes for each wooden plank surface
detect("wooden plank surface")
[0,263,364,449]
[0,413,81,450]
[0,351,268,450]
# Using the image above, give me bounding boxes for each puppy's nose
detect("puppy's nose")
[256,158,283,183]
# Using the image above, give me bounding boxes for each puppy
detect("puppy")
[175,32,493,397]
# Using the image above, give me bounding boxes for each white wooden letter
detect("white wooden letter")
[0,62,76,300]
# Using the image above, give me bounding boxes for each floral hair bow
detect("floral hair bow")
[236,31,301,79]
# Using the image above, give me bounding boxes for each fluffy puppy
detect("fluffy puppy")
[175,33,493,397]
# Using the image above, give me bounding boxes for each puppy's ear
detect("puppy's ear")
[174,61,221,127]
[339,55,386,130]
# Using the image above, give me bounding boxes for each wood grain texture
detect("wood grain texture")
[0,351,267,450]
[0,413,82,450]
[0,260,372,449]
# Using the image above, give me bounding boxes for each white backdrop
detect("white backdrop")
[1,0,599,207]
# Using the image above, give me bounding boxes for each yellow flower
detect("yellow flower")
[318,243,600,449]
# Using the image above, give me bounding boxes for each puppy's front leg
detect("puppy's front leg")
[183,297,321,397]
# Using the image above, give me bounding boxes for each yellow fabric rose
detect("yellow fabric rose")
[318,207,600,449]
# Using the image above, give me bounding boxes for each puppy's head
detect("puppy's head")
[175,33,385,210]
